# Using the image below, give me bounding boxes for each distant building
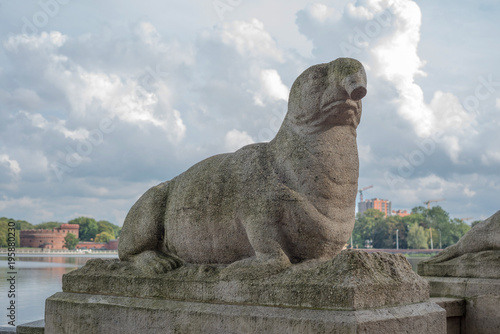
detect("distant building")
[75,239,119,250]
[392,209,410,217]
[20,224,79,249]
[358,198,392,217]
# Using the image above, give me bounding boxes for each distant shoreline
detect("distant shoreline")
[0,248,117,255]
[2,248,437,256]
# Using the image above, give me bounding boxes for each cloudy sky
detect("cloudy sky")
[0,0,499,226]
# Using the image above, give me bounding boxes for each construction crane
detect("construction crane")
[424,198,445,209]
[460,217,473,221]
[358,185,373,202]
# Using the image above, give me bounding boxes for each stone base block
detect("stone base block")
[45,292,445,334]
[425,277,500,333]
[62,251,429,311]
[431,297,465,334]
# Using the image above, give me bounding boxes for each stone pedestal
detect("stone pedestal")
[45,251,446,334]
[419,250,500,334]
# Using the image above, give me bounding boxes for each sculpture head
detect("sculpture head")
[287,58,367,132]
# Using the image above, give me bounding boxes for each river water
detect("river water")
[0,253,117,327]
[0,254,425,327]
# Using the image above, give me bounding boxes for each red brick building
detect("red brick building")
[75,239,118,250]
[358,198,392,217]
[20,224,79,249]
[392,209,410,217]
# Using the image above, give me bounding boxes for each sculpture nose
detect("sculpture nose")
[342,70,367,101]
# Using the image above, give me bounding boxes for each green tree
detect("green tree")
[352,209,385,248]
[63,233,79,250]
[385,215,407,249]
[0,217,34,231]
[471,220,482,228]
[97,220,117,238]
[95,231,114,243]
[0,220,11,247]
[0,218,30,247]
[14,220,34,230]
[68,217,98,241]
[99,220,121,238]
[448,218,471,245]
[407,223,428,249]
[34,222,63,230]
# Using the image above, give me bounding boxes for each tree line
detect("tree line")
[0,216,121,248]
[0,207,478,250]
[351,206,475,249]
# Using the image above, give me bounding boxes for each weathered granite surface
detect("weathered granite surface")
[45,293,445,334]
[64,250,428,311]
[418,250,500,278]
[118,58,367,277]
[15,320,45,334]
[431,297,465,334]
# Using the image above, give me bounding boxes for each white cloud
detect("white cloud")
[0,195,54,221]
[224,129,255,152]
[0,154,21,175]
[20,111,89,140]
[429,91,475,133]
[344,0,477,166]
[428,91,477,163]
[379,172,482,214]
[347,2,377,20]
[253,69,289,106]
[481,150,500,165]
[0,196,35,212]
[4,31,67,52]
[167,110,187,144]
[496,98,500,110]
[307,3,341,23]
[367,0,434,137]
[6,29,187,145]
[463,186,475,198]
[439,135,461,164]
[218,19,284,62]
[134,21,162,46]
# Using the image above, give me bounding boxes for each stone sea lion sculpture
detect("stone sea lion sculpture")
[119,58,367,276]
[424,209,500,263]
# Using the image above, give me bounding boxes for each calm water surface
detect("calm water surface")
[0,254,117,327]
[1,254,425,327]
